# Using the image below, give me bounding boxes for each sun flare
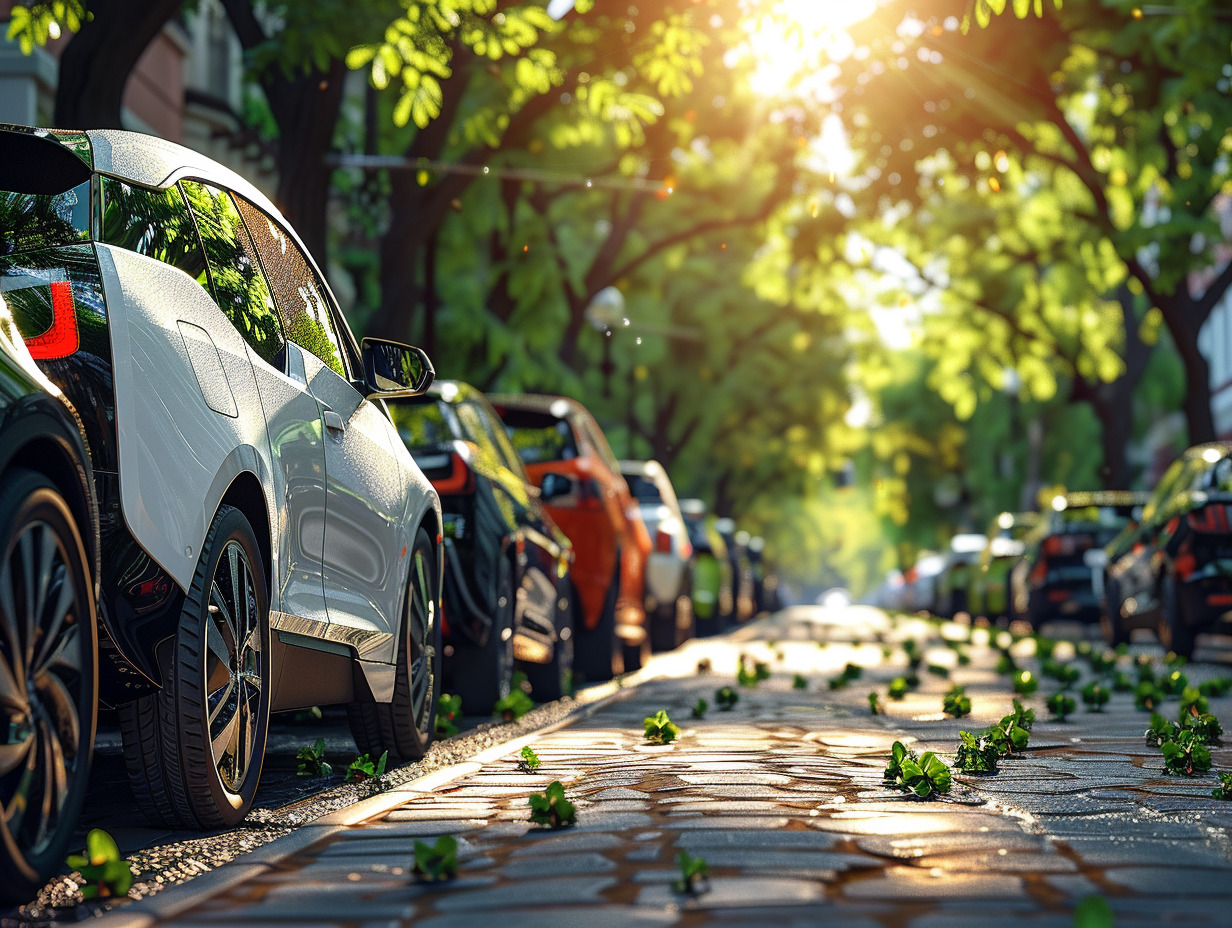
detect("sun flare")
[745,0,878,97]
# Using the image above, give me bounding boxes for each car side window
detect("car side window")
[98,177,210,285]
[180,180,286,370]
[231,195,347,379]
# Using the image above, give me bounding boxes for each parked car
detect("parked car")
[620,459,693,651]
[902,551,946,613]
[491,394,651,679]
[679,498,733,634]
[389,382,575,709]
[0,124,441,829]
[1102,445,1232,656]
[969,512,1037,622]
[1010,491,1148,629]
[714,519,757,623]
[934,533,989,618]
[0,293,99,903]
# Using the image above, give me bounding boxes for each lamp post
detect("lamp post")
[585,286,626,399]
[1001,367,1021,512]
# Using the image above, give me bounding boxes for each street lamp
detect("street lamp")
[585,286,626,399]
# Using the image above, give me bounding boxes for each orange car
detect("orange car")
[491,394,651,679]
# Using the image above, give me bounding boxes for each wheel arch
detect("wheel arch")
[216,470,273,592]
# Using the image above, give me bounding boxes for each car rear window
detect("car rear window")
[499,407,579,464]
[624,474,663,503]
[389,397,461,449]
[0,131,93,257]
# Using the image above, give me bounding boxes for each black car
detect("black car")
[1009,491,1148,629]
[1103,444,1232,656]
[0,297,99,903]
[388,382,575,711]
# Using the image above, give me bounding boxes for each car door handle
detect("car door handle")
[323,409,346,434]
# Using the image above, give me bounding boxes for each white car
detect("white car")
[0,124,442,828]
[620,459,693,651]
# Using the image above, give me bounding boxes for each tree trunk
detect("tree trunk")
[1170,317,1217,444]
[54,0,184,128]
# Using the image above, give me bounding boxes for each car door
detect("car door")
[234,196,407,662]
[182,181,330,632]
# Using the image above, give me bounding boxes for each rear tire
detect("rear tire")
[0,471,97,904]
[348,526,440,763]
[448,556,513,717]
[1100,578,1129,648]
[122,505,270,829]
[574,556,619,684]
[523,580,575,702]
[1158,574,1197,659]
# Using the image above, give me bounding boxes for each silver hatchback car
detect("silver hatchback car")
[0,125,443,829]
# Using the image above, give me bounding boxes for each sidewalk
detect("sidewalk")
[94,606,1232,927]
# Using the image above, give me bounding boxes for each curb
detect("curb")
[89,666,657,928]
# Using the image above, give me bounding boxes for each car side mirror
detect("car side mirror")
[361,338,434,398]
[539,472,573,502]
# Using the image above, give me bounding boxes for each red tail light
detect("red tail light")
[432,453,475,494]
[24,281,79,360]
[1047,590,1070,603]
[655,527,673,554]
[1042,537,1066,557]
[1030,559,1048,585]
[1175,538,1198,581]
[1207,593,1232,607]
[1189,506,1232,533]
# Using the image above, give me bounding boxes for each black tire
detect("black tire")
[449,555,514,717]
[0,470,97,904]
[573,556,619,684]
[674,587,696,648]
[1100,578,1129,648]
[348,526,440,764]
[648,600,678,653]
[523,580,575,702]
[1159,574,1197,659]
[123,505,271,829]
[621,636,651,674]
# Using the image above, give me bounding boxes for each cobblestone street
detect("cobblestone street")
[90,606,1232,927]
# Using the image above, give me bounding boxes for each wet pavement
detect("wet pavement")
[15,604,1232,926]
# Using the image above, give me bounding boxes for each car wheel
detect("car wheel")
[449,556,514,717]
[148,506,271,828]
[648,600,678,653]
[524,580,575,702]
[348,526,440,763]
[674,588,695,648]
[1158,574,1197,659]
[573,555,619,685]
[1100,579,1129,648]
[0,470,97,904]
[621,636,651,674]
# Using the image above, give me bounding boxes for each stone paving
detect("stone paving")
[97,606,1232,926]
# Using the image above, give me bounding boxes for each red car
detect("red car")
[491,395,651,680]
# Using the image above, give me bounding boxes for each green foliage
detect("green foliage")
[495,689,535,721]
[1160,730,1212,777]
[296,738,333,777]
[885,742,952,799]
[436,693,463,737]
[1180,712,1224,745]
[715,686,739,711]
[927,663,950,679]
[67,829,134,901]
[829,662,863,690]
[955,729,1000,774]
[291,705,324,724]
[1088,651,1117,675]
[691,698,708,719]
[868,691,885,715]
[671,850,710,896]
[1213,773,1232,801]
[994,651,1017,676]
[517,746,541,774]
[1046,691,1077,721]
[1161,670,1190,697]
[791,674,808,690]
[1135,681,1165,712]
[1110,671,1132,693]
[942,685,971,719]
[1180,686,1210,718]
[345,750,389,782]
[1008,699,1035,731]
[1145,713,1178,747]
[985,710,1032,757]
[1012,669,1038,697]
[411,835,458,882]
[1200,678,1232,698]
[1073,894,1114,928]
[528,780,577,828]
[6,2,87,55]
[887,677,910,701]
[1080,682,1109,712]
[643,709,681,745]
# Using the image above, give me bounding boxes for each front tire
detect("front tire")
[574,556,619,685]
[121,504,270,829]
[0,470,97,904]
[348,526,440,763]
